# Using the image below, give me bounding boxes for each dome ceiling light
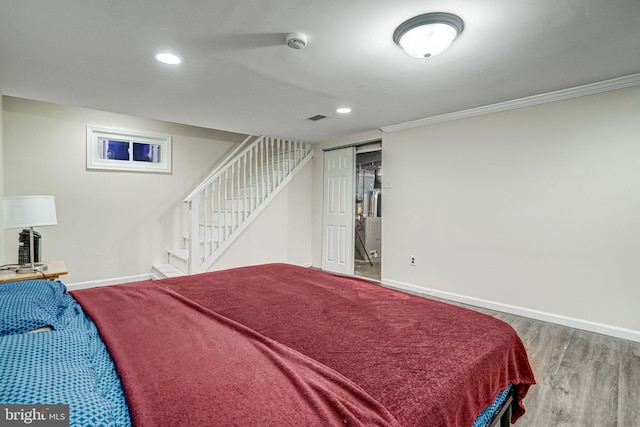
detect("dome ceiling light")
[393,12,464,59]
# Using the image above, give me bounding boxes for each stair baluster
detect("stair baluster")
[155,135,313,276]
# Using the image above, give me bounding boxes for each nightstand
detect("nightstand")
[0,261,68,283]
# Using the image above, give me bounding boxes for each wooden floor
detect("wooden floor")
[354,257,381,281]
[472,306,640,427]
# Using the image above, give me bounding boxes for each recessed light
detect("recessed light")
[156,53,182,65]
[336,107,352,114]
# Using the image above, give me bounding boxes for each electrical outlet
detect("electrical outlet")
[410,255,416,266]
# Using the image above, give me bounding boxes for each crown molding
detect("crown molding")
[381,72,640,133]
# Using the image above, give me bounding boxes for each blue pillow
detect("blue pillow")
[0,280,67,335]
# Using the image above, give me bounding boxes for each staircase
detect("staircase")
[152,135,313,277]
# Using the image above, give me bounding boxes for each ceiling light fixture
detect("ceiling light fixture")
[156,53,182,65]
[393,12,464,59]
[336,107,352,114]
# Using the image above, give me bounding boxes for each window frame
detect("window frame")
[86,125,172,173]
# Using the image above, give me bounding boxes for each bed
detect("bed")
[1,263,535,426]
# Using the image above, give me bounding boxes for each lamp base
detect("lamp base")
[15,263,49,274]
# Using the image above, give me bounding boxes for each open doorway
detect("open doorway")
[354,148,381,281]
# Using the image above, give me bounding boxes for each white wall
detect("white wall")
[2,97,244,283]
[380,86,640,336]
[310,86,640,340]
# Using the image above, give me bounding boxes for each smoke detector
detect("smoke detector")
[286,32,308,50]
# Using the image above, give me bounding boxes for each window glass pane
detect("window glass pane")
[98,138,130,161]
[133,143,161,163]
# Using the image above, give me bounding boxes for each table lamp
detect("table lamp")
[3,195,57,273]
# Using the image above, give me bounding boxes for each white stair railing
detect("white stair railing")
[182,135,313,274]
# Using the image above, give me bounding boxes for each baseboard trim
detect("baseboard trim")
[66,262,314,291]
[66,274,154,291]
[382,278,640,343]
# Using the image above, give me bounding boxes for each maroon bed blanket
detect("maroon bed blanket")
[72,281,398,426]
[153,264,536,426]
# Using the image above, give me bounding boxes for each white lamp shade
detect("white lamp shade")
[3,195,58,229]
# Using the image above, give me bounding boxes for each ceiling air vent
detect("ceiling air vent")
[307,114,328,122]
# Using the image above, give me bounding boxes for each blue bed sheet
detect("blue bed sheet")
[0,280,131,427]
[473,385,512,427]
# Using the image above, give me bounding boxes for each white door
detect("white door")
[322,147,355,274]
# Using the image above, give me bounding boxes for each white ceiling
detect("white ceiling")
[1,1,639,143]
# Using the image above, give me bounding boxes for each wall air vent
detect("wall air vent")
[307,114,328,121]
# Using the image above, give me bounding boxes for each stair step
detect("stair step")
[168,249,189,273]
[250,171,286,181]
[185,233,220,249]
[211,205,252,214]
[192,223,234,237]
[168,248,188,259]
[152,263,186,278]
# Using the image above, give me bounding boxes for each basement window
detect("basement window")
[86,126,172,173]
